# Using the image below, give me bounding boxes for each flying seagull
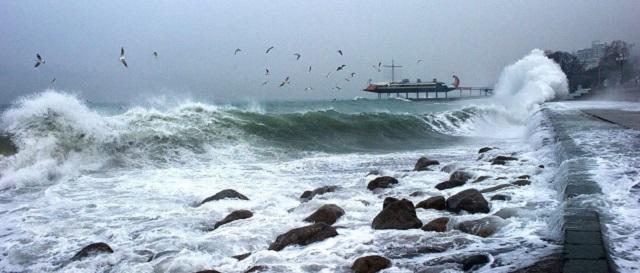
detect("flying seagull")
[51,78,56,84]
[153,51,158,58]
[279,76,290,87]
[325,71,332,78]
[337,50,343,56]
[293,53,301,60]
[119,47,128,68]
[265,68,270,76]
[350,72,356,78]
[34,53,45,68]
[417,59,423,64]
[234,48,242,55]
[336,64,346,71]
[334,85,342,90]
[308,66,312,73]
[344,78,350,82]
[262,81,269,85]
[265,46,274,54]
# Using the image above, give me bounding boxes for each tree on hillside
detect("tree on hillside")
[546,51,584,92]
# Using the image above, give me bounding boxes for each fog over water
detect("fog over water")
[1,0,639,103]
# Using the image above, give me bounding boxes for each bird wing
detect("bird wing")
[37,54,42,61]
[122,59,128,68]
[121,47,125,57]
[34,62,40,68]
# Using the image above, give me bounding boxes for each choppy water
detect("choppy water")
[0,49,579,272]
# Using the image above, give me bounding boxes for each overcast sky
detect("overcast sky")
[1,0,638,103]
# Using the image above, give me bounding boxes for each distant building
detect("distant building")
[574,41,607,69]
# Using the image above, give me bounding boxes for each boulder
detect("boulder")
[517,175,530,179]
[495,177,507,180]
[414,157,440,171]
[268,223,338,251]
[491,160,506,165]
[372,199,422,230]
[490,194,511,201]
[300,186,339,202]
[304,204,345,225]
[446,189,490,214]
[472,175,491,183]
[462,254,490,271]
[450,170,473,183]
[382,197,399,209]
[479,184,514,193]
[71,242,114,261]
[512,180,531,186]
[440,163,458,173]
[213,210,253,230]
[0,134,17,156]
[200,189,249,206]
[367,176,398,190]
[456,216,504,237]
[492,155,518,161]
[422,217,449,232]
[478,147,494,153]
[410,191,426,197]
[352,255,391,273]
[538,165,545,169]
[232,252,251,261]
[416,196,445,210]
[435,180,465,190]
[244,266,268,273]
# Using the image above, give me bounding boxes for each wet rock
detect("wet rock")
[383,197,399,209]
[232,252,252,261]
[440,163,458,173]
[195,270,221,273]
[200,189,249,206]
[367,176,398,190]
[511,255,562,273]
[450,170,473,183]
[435,180,465,190]
[422,217,449,232]
[213,210,253,230]
[480,184,514,193]
[304,204,345,225]
[490,194,511,201]
[268,223,338,251]
[494,207,519,219]
[538,165,545,169]
[244,265,268,273]
[300,186,338,202]
[495,177,507,180]
[414,157,440,171]
[491,159,506,165]
[372,199,422,230]
[0,134,17,156]
[457,216,504,237]
[472,175,491,183]
[478,147,494,153]
[70,242,114,261]
[352,255,391,273]
[493,155,518,162]
[462,254,490,271]
[512,180,531,186]
[416,196,445,210]
[517,175,530,179]
[446,189,490,214]
[410,191,426,197]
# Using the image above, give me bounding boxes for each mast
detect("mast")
[383,59,403,82]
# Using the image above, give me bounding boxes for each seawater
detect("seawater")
[0,49,572,272]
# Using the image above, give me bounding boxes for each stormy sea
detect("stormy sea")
[4,49,636,273]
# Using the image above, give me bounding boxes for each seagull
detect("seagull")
[344,78,350,82]
[262,81,269,85]
[51,78,56,84]
[350,72,356,78]
[308,66,312,73]
[265,46,274,54]
[265,68,270,76]
[153,51,158,58]
[293,53,301,60]
[279,76,290,87]
[304,87,313,91]
[34,53,45,68]
[417,59,423,64]
[336,64,346,71]
[378,62,382,69]
[325,71,332,78]
[334,85,342,90]
[119,47,128,68]
[337,50,343,56]
[234,48,242,55]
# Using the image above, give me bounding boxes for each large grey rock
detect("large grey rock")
[352,255,391,273]
[300,186,339,202]
[372,199,422,230]
[268,223,338,251]
[446,189,490,214]
[213,210,253,230]
[422,217,449,232]
[512,180,531,186]
[414,157,440,171]
[70,242,113,261]
[435,180,465,190]
[367,176,398,190]
[450,170,473,183]
[478,147,494,153]
[200,189,249,206]
[462,254,490,271]
[416,196,445,210]
[304,204,345,225]
[456,216,504,237]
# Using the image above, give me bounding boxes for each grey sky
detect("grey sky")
[1,0,638,103]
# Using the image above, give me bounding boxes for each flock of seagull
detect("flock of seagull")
[32,46,428,91]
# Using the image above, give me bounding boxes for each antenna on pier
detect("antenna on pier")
[383,59,403,82]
